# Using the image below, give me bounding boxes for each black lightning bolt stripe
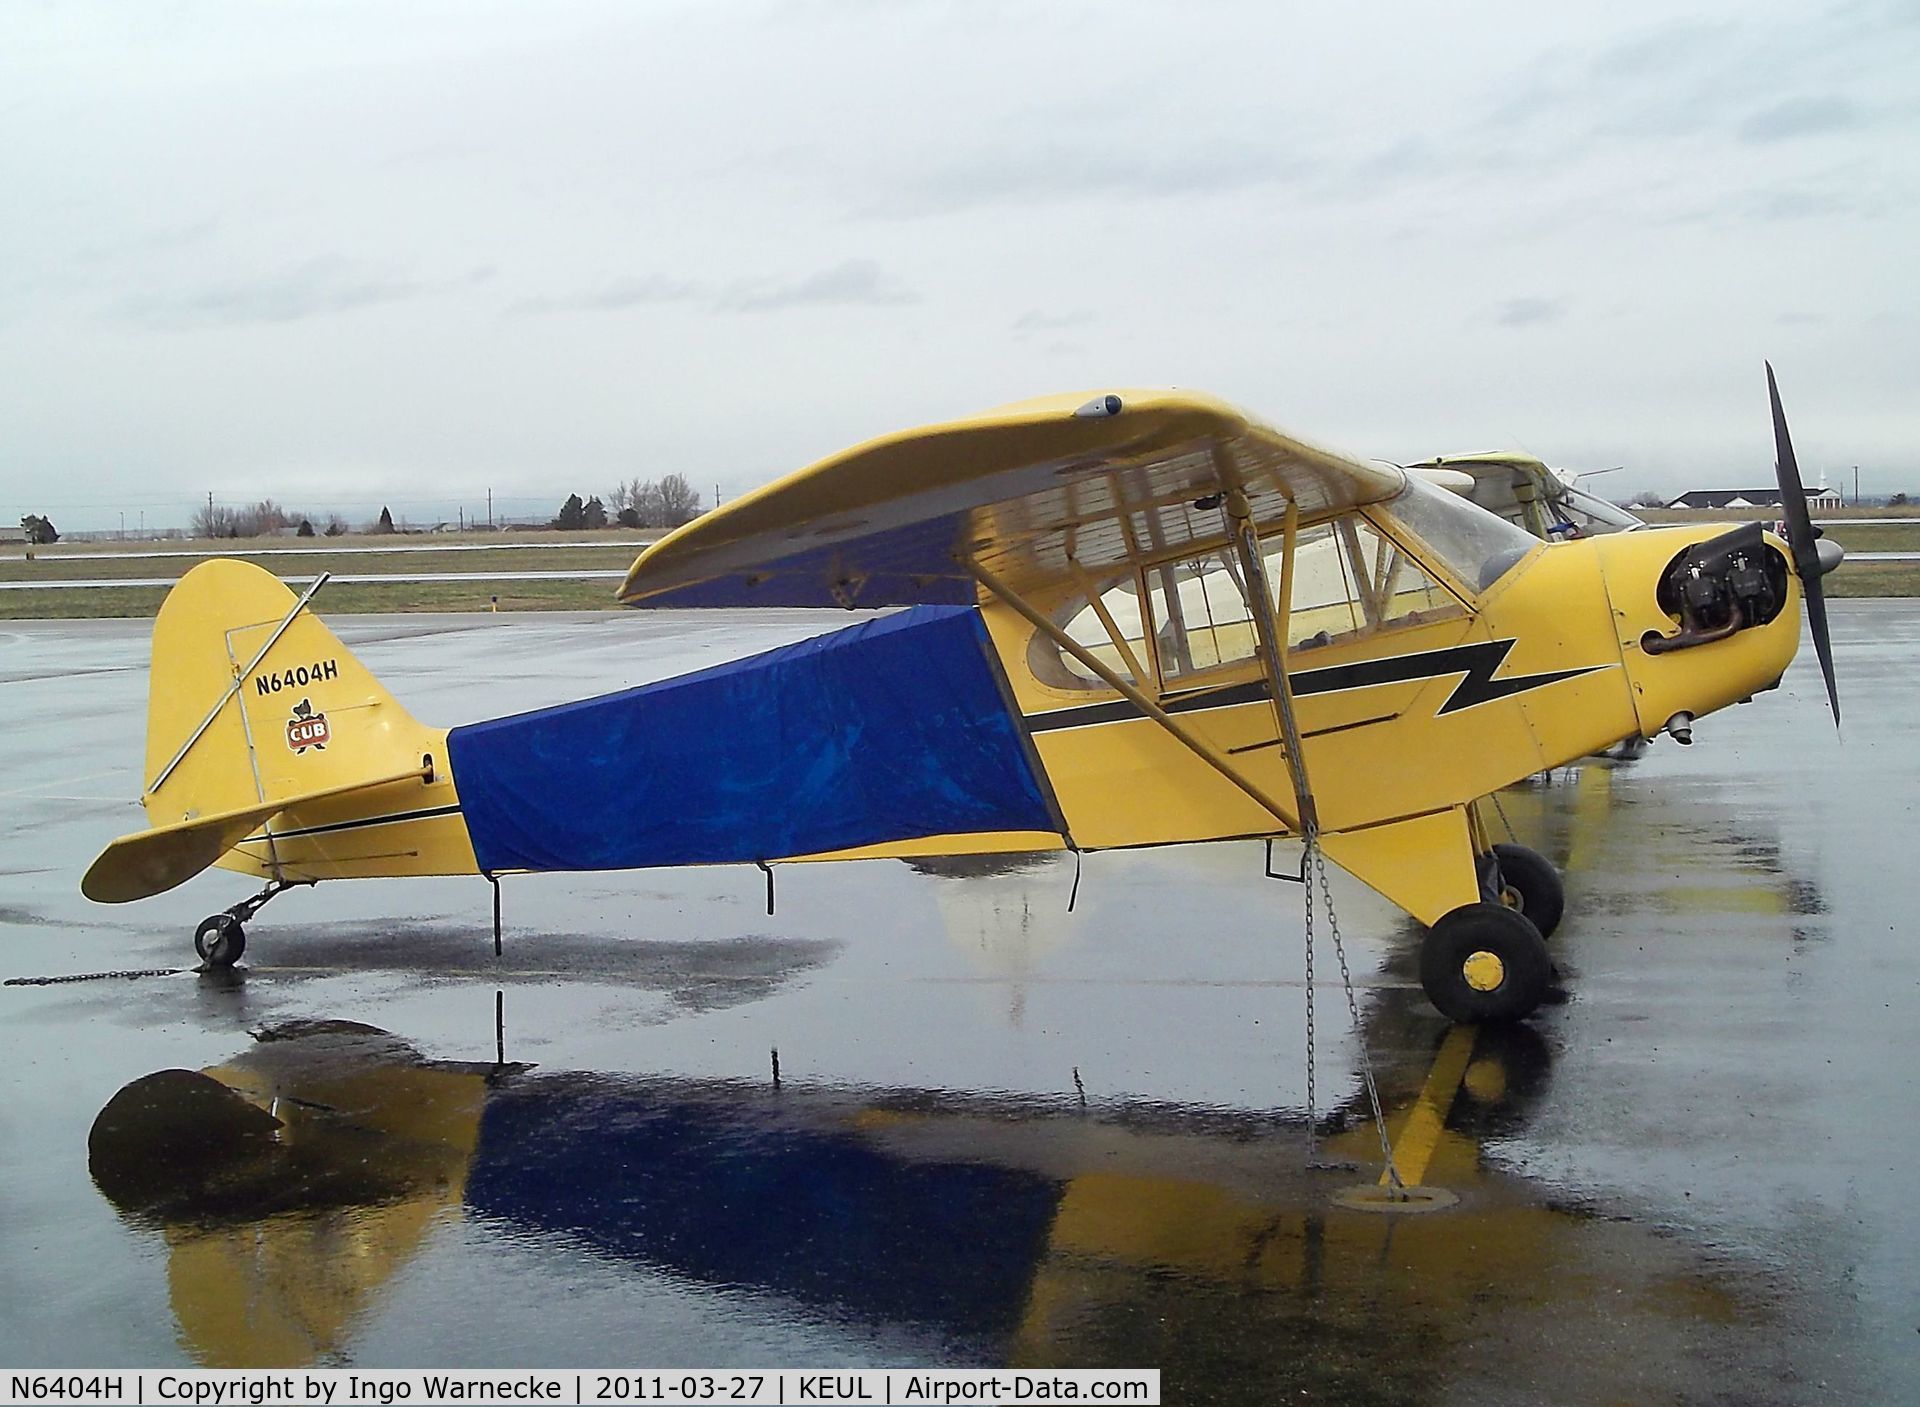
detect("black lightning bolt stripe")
[1023,639,1608,734]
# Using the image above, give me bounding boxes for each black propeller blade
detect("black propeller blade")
[1766,362,1840,728]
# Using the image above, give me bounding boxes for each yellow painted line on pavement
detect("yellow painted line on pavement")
[1381,1024,1478,1188]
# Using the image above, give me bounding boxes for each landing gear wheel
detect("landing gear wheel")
[1488,842,1564,939]
[194,913,246,967]
[1419,902,1550,1024]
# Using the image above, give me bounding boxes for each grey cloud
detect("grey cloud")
[119,256,428,330]
[1013,310,1094,333]
[513,261,916,318]
[863,142,1314,218]
[1587,19,1734,78]
[77,219,219,265]
[1739,95,1863,143]
[1485,12,1902,158]
[510,275,707,316]
[722,259,915,312]
[1496,297,1564,327]
[1746,187,1859,221]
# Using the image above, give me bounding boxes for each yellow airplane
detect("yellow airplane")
[82,369,1842,1024]
[1406,451,1643,540]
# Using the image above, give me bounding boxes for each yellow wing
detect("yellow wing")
[618,388,1403,609]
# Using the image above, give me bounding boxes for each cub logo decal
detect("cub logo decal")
[286,698,330,754]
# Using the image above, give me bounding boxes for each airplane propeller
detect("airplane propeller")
[1766,362,1843,727]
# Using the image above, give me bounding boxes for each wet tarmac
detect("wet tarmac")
[2,605,1916,1403]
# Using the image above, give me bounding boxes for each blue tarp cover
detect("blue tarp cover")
[446,605,1058,873]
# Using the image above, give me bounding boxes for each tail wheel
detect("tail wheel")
[1419,902,1550,1024]
[194,914,247,967]
[1488,842,1565,939]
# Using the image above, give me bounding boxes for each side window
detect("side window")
[1029,514,1463,691]
[1141,552,1260,683]
[1034,551,1263,693]
[1287,516,1462,650]
[1053,576,1150,686]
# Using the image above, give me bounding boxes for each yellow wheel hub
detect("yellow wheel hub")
[1462,950,1506,992]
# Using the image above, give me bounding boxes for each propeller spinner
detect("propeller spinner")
[1766,363,1843,727]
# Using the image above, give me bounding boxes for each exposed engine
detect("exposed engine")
[1643,522,1790,656]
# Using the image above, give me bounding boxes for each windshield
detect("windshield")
[1374,474,1539,593]
[1549,483,1644,537]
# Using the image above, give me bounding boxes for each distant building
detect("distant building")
[0,524,26,544]
[1666,484,1843,511]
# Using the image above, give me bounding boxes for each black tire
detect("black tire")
[1489,842,1565,939]
[194,914,246,967]
[1419,902,1550,1024]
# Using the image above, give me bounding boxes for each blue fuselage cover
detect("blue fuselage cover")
[446,606,1058,873]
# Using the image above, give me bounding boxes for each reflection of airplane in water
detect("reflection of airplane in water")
[91,1019,1788,1396]
[1491,758,1826,926]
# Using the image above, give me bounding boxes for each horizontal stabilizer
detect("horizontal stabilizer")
[82,764,430,904]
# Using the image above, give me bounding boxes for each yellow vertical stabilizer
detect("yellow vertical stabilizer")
[83,561,456,902]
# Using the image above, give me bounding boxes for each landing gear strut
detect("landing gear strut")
[193,879,313,969]
[1483,842,1565,939]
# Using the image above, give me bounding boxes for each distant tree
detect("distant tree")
[582,496,609,530]
[324,515,348,537]
[607,475,705,528]
[1625,491,1667,509]
[657,473,702,527]
[20,514,58,545]
[552,493,587,531]
[371,506,396,534]
[245,499,291,535]
[296,518,315,537]
[1891,492,1910,507]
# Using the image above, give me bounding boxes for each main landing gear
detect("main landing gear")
[1419,843,1565,1024]
[1485,841,1564,938]
[193,879,313,970]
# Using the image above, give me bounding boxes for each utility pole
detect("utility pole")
[487,488,493,529]
[1854,465,1860,506]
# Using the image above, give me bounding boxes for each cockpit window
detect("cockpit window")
[1374,474,1539,592]
[1039,551,1263,692]
[1034,504,1475,691]
[1282,517,1463,649]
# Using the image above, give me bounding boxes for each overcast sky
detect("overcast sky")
[3,0,1915,530]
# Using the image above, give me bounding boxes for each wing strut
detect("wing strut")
[1223,494,1318,834]
[960,557,1301,834]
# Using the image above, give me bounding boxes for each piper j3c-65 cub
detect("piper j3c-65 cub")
[84,368,1843,1024]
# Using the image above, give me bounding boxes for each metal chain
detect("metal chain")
[1489,791,1518,845]
[1303,859,1318,1161]
[1307,833,1406,1193]
[4,968,183,987]
[1218,500,1402,1189]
